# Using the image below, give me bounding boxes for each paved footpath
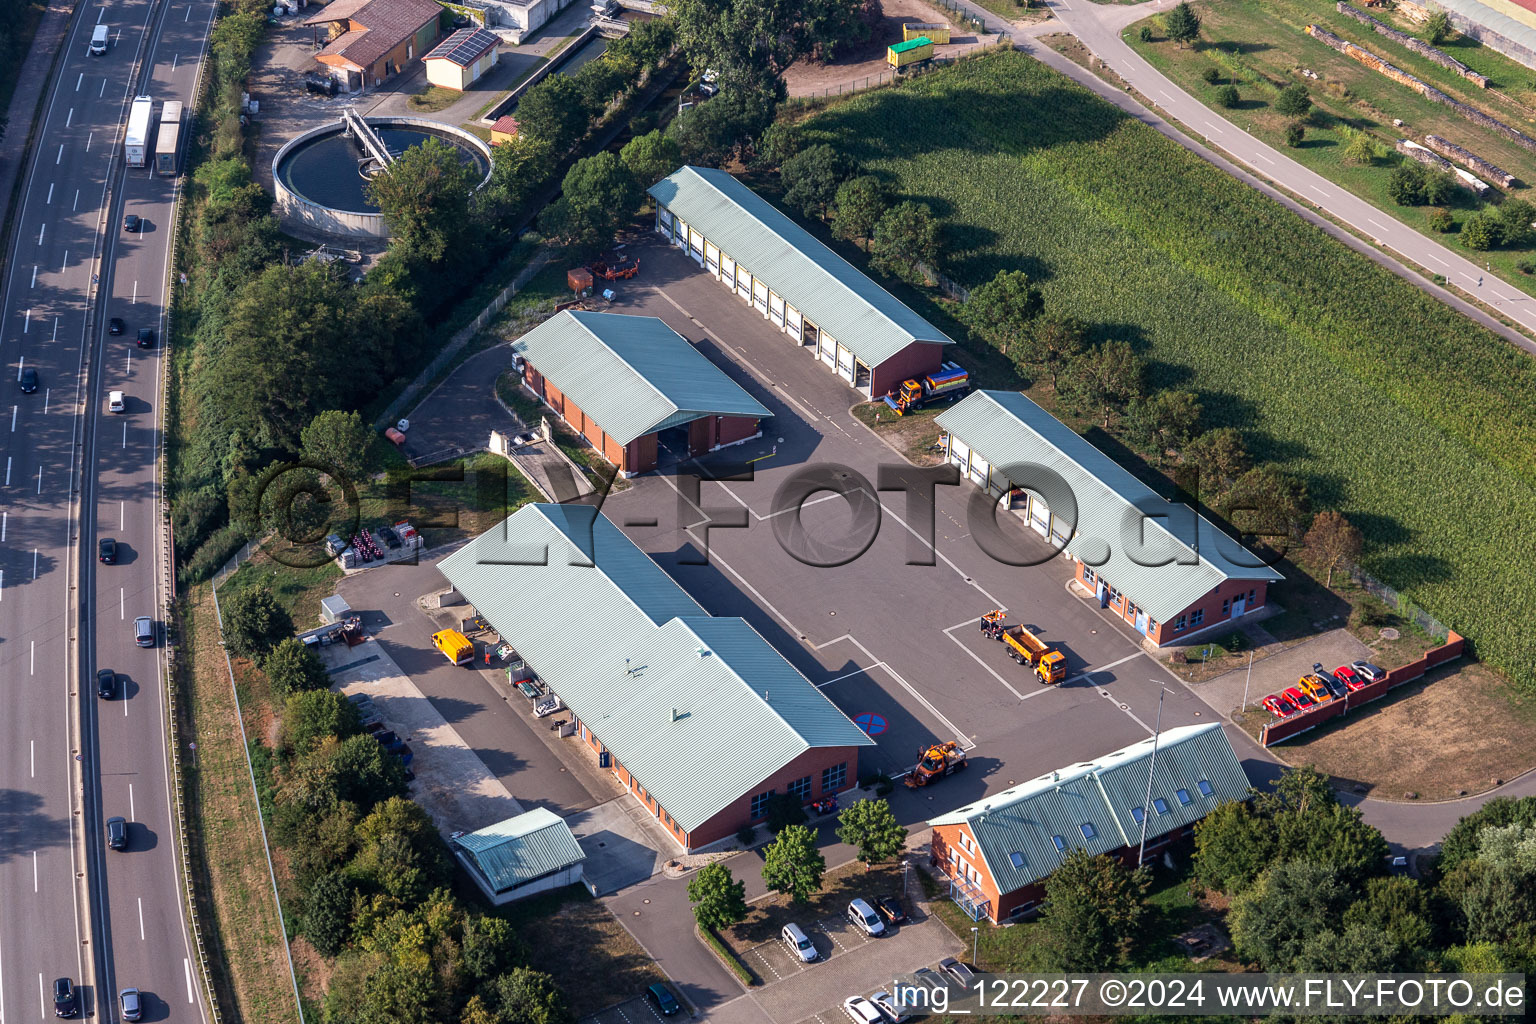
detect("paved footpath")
[0,0,77,274]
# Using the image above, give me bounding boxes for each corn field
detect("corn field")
[798,50,1536,690]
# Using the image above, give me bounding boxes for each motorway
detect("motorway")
[0,0,215,1020]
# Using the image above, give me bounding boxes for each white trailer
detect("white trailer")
[155,100,183,175]
[124,96,153,168]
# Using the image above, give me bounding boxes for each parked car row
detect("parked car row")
[843,959,976,1024]
[1261,660,1387,719]
[346,692,415,775]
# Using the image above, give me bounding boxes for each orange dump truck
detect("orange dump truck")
[904,741,968,788]
[1000,623,1067,684]
[432,628,475,666]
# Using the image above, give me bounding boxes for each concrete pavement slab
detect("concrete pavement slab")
[567,797,669,895]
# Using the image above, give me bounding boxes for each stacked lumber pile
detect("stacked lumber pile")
[1423,133,1517,187]
[1336,2,1489,87]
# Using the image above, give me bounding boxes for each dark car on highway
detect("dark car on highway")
[20,367,38,393]
[123,213,140,232]
[137,327,154,348]
[109,317,124,335]
[99,537,117,563]
[98,669,117,699]
[107,815,128,850]
[53,978,78,1017]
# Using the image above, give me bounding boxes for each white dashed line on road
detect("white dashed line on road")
[73,189,79,211]
[1203,120,1224,134]
[30,265,36,287]
[121,588,125,620]
[55,144,62,164]
[1252,151,1274,165]
[1368,218,1391,234]
[138,898,145,941]
[22,309,28,332]
[65,108,72,128]
[31,549,37,578]
[1,511,6,539]
[1427,253,1448,267]
[32,851,37,892]
[1309,184,1331,199]
[37,223,44,245]
[30,640,34,675]
[129,783,135,821]
[4,456,10,485]
[184,959,195,1003]
[45,183,52,204]
[75,72,83,90]
[37,466,42,494]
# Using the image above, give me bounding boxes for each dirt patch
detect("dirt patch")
[289,937,333,1003]
[720,861,909,953]
[782,0,1002,96]
[495,887,663,1019]
[181,584,303,1024]
[1265,660,1536,801]
[850,402,948,464]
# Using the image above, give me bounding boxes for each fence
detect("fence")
[1349,566,1453,641]
[373,248,556,430]
[1258,630,1465,746]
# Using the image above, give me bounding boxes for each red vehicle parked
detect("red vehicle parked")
[1334,664,1366,692]
[1284,686,1315,710]
[1262,693,1299,718]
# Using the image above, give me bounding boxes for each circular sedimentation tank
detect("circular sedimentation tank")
[273,116,492,239]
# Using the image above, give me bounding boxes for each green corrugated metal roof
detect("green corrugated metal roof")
[936,391,1281,623]
[648,166,954,367]
[513,311,770,446]
[437,505,875,834]
[929,723,1249,896]
[889,36,932,53]
[453,807,585,892]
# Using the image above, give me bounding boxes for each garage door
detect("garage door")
[736,267,752,301]
[1051,514,1071,547]
[688,228,704,262]
[1029,494,1050,537]
[785,306,802,340]
[657,208,672,238]
[819,332,838,367]
[769,293,785,328]
[721,255,735,286]
[752,280,769,315]
[673,217,688,249]
[949,437,970,473]
[704,242,719,274]
[968,453,989,488]
[836,343,855,381]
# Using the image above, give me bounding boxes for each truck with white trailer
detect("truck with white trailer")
[155,100,183,175]
[124,96,153,168]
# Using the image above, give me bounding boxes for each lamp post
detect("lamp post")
[1137,687,1166,868]
[1241,648,1255,712]
[971,926,979,965]
[902,859,910,898]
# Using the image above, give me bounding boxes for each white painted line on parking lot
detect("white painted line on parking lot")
[818,667,870,688]
[943,621,1025,699]
[1061,651,1141,687]
[184,958,195,1002]
[100,79,106,97]
[86,129,94,151]
[172,53,179,70]
[97,6,104,21]
[1095,686,1153,733]
[772,383,819,422]
[132,280,138,303]
[1,568,4,600]
[29,739,32,777]
[186,4,191,18]
[43,389,48,413]
[821,633,974,748]
[61,251,67,273]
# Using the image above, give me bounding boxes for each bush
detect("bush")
[1140,25,1154,42]
[1428,208,1454,233]
[736,825,757,847]
[764,792,808,833]
[1201,67,1221,85]
[1519,258,1536,275]
[179,524,247,584]
[1461,210,1500,251]
[1274,82,1311,118]
[1285,122,1305,148]
[1215,84,1240,108]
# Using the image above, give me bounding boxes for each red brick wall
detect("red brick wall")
[543,380,566,417]
[624,433,657,474]
[685,744,865,849]
[1077,561,1268,646]
[870,342,946,399]
[716,415,759,447]
[688,418,711,457]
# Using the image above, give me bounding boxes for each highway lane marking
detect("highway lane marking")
[37,222,44,244]
[86,130,93,152]
[55,144,62,165]
[1204,120,1224,134]
[4,456,9,485]
[33,851,38,892]
[1159,89,1173,101]
[129,783,135,821]
[76,71,84,90]
[1368,218,1392,234]
[184,959,195,1003]
[31,549,37,578]
[23,308,29,332]
[73,189,79,211]
[66,108,73,128]
[123,420,127,448]
[31,265,37,286]
[43,389,49,413]
[121,587,125,619]
[39,972,46,1017]
[16,355,22,378]
[139,899,146,941]
[30,640,34,675]
[1253,151,1274,165]
[1309,184,1331,199]
[132,280,138,303]
[1,511,6,539]
[9,406,14,431]
[120,501,124,529]
[45,183,52,204]
[36,465,42,494]
[1427,253,1448,267]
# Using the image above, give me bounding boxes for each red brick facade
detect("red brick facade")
[869,341,946,399]
[931,820,1195,923]
[571,714,862,851]
[1075,559,1269,647]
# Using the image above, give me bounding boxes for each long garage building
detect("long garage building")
[648,165,955,398]
[930,723,1248,922]
[439,504,876,852]
[937,390,1282,646]
[514,310,770,477]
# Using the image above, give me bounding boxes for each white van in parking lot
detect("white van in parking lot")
[781,922,817,963]
[90,24,109,55]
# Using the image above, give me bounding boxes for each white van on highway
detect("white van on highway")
[90,24,109,56]
[108,391,124,413]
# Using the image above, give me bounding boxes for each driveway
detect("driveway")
[398,343,521,466]
[1187,628,1372,719]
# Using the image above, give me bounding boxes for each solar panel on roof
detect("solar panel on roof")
[426,27,498,66]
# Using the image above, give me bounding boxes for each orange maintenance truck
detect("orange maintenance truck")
[984,611,1067,684]
[432,629,475,666]
[904,741,968,788]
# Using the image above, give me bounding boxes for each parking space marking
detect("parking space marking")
[942,620,1026,700]
[815,633,973,748]
[1061,651,1142,687]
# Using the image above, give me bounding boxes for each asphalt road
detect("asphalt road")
[0,0,215,1021]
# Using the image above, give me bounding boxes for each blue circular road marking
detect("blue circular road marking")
[854,712,887,736]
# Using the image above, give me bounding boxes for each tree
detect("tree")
[1214,84,1239,108]
[1427,207,1453,233]
[666,85,778,165]
[539,152,641,253]
[764,791,808,832]
[1388,162,1428,206]
[1201,66,1221,85]
[781,143,856,220]
[1496,198,1536,248]
[869,201,942,285]
[1164,1,1201,47]
[1285,122,1305,148]
[351,797,454,902]
[665,0,867,95]
[366,138,478,265]
[1342,128,1380,166]
[1021,316,1089,389]
[1034,850,1150,971]
[1225,465,1309,545]
[222,587,293,661]
[1342,877,1434,958]
[1436,797,1536,876]
[959,270,1043,358]
[331,733,410,811]
[1421,169,1456,207]
[1274,82,1311,118]
[303,869,356,956]
[1425,9,1453,45]
[1193,799,1273,895]
[284,689,359,754]
[485,134,558,219]
[461,915,521,984]
[835,799,908,868]
[802,0,882,61]
[1292,923,1409,972]
[755,121,803,169]
[619,129,684,190]
[1182,426,1250,496]
[263,637,331,696]
[761,824,825,903]
[832,176,887,251]
[1059,341,1145,429]
[300,409,371,486]
[1126,390,1201,457]
[491,967,572,1024]
[686,862,748,929]
[1304,509,1363,587]
[514,74,592,153]
[1229,860,1356,970]
[574,55,627,114]
[1460,209,1499,250]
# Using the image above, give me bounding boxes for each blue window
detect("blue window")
[1154,798,1170,815]
[1083,566,1096,584]
[1197,779,1214,797]
[1080,822,1097,840]
[1131,807,1145,824]
[1009,851,1025,869]
[750,790,773,819]
[1191,609,1205,627]
[1052,835,1066,852]
[1173,615,1186,632]
[1176,789,1192,806]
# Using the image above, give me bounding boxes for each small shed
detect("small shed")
[490,115,521,145]
[423,27,500,91]
[320,594,352,625]
[452,808,587,904]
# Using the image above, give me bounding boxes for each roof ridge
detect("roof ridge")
[687,167,938,346]
[668,615,816,749]
[533,504,710,624]
[568,310,682,432]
